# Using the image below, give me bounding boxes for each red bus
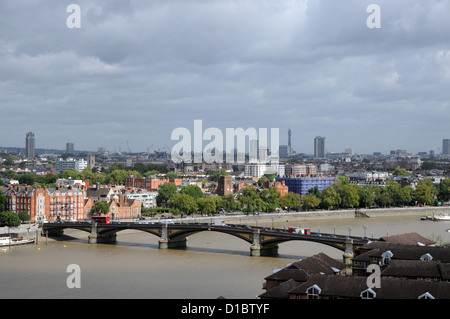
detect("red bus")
[92,216,111,224]
[288,227,311,235]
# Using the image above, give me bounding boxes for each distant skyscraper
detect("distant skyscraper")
[443,139,450,155]
[314,136,326,158]
[25,132,35,158]
[288,129,292,153]
[66,142,74,154]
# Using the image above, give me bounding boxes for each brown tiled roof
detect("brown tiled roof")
[289,274,450,299]
[259,279,298,299]
[379,232,435,246]
[358,243,450,263]
[381,260,444,279]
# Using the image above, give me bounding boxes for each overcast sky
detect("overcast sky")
[1,0,449,155]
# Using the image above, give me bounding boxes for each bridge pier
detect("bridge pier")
[88,223,117,244]
[343,238,354,276]
[158,223,187,250]
[250,229,278,257]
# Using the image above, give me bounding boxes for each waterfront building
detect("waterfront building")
[109,194,141,220]
[126,191,157,209]
[275,176,338,196]
[2,185,86,222]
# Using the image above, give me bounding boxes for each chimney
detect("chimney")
[85,179,90,189]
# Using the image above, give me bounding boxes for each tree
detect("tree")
[0,189,6,212]
[196,197,217,215]
[208,169,228,182]
[91,201,110,215]
[340,184,360,208]
[414,179,436,205]
[237,185,265,213]
[218,194,238,211]
[0,211,21,227]
[436,179,450,202]
[280,192,301,211]
[157,183,178,206]
[180,184,204,199]
[18,211,30,222]
[374,187,392,208]
[301,193,321,210]
[321,186,341,209]
[170,193,197,215]
[393,168,410,176]
[357,186,375,208]
[166,172,179,179]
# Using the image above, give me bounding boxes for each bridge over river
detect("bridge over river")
[42,221,373,258]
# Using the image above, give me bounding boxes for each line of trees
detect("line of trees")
[154,183,238,215]
[154,176,450,216]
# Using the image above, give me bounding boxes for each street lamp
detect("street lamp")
[348,226,352,237]
[363,225,368,238]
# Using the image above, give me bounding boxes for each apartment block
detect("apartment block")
[275,177,338,196]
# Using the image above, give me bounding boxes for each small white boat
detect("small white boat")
[0,233,35,246]
[433,214,450,221]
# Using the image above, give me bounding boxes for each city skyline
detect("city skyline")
[5,130,450,157]
[1,1,450,154]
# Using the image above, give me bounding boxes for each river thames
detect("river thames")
[1,210,450,299]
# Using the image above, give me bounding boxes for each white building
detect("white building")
[55,158,88,173]
[126,192,157,209]
[244,163,285,178]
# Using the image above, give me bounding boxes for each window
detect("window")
[361,288,376,299]
[306,285,321,299]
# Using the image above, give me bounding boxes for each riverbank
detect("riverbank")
[171,205,450,224]
[1,205,448,237]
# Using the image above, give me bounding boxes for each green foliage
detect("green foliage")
[180,184,204,199]
[0,189,6,212]
[207,169,228,182]
[414,179,436,205]
[196,196,217,214]
[280,192,301,210]
[301,193,321,209]
[169,193,197,214]
[18,211,30,222]
[91,201,110,215]
[157,183,178,206]
[0,211,21,227]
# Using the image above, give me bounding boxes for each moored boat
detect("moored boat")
[0,233,35,246]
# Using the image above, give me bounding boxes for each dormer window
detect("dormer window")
[418,292,434,299]
[381,250,393,265]
[420,253,433,261]
[361,288,376,299]
[306,284,321,299]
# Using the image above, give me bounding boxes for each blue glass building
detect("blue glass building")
[275,177,338,196]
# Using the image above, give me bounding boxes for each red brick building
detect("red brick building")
[2,185,87,222]
[125,175,182,191]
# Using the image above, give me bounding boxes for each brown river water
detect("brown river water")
[1,210,450,299]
